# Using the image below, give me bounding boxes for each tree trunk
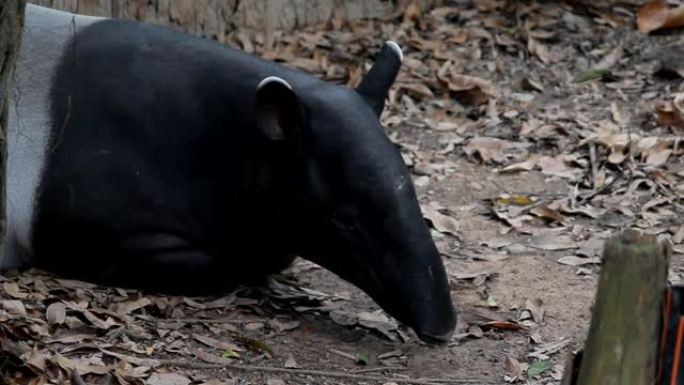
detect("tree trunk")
[28,0,441,38]
[0,0,26,263]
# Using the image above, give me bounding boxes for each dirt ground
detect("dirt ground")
[2,1,684,384]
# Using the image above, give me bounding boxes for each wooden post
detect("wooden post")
[573,229,671,385]
[0,0,27,262]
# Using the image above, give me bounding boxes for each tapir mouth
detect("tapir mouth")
[382,298,456,345]
[367,275,457,345]
[413,326,455,344]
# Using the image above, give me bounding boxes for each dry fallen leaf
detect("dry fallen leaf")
[397,82,435,99]
[452,269,497,282]
[656,95,684,132]
[645,141,673,166]
[147,373,191,385]
[466,325,484,338]
[100,348,161,367]
[576,237,605,257]
[559,202,605,219]
[329,309,359,327]
[183,297,207,309]
[403,0,422,24]
[115,297,151,315]
[637,0,670,34]
[528,233,578,251]
[464,137,529,164]
[611,101,629,125]
[501,156,540,173]
[530,205,564,223]
[357,311,399,341]
[657,4,684,30]
[269,319,300,332]
[63,302,116,330]
[527,338,571,359]
[585,132,631,164]
[284,354,299,369]
[528,37,552,64]
[522,77,544,92]
[529,331,543,344]
[557,256,601,266]
[195,348,236,365]
[524,298,545,324]
[193,333,244,353]
[504,355,524,382]
[3,281,27,299]
[638,0,684,34]
[421,203,460,237]
[2,299,27,316]
[673,226,684,244]
[595,45,623,71]
[448,74,496,106]
[46,302,66,325]
[537,155,577,180]
[495,195,536,207]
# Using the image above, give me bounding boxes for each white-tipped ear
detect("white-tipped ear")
[257,76,293,91]
[255,75,305,143]
[385,41,403,62]
[354,41,403,116]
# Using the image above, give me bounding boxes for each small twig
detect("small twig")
[578,172,622,202]
[104,327,147,342]
[157,317,260,324]
[488,178,512,196]
[155,359,493,384]
[589,143,598,191]
[328,348,357,362]
[626,124,636,182]
[352,366,407,374]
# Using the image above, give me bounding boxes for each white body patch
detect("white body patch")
[0,5,103,270]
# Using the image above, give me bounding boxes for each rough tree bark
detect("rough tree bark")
[564,230,671,385]
[28,0,441,38]
[0,0,26,262]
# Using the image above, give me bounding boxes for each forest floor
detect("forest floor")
[2,1,684,384]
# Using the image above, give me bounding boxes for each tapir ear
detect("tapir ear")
[255,76,306,142]
[355,40,403,116]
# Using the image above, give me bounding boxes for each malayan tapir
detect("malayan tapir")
[0,4,456,343]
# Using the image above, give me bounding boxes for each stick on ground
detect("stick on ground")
[157,359,495,385]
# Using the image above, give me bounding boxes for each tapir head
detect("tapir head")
[254,42,456,343]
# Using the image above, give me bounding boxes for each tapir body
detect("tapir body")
[1,4,456,342]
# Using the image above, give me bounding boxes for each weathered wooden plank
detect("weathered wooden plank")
[28,0,441,35]
[574,230,671,385]
[0,0,26,264]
